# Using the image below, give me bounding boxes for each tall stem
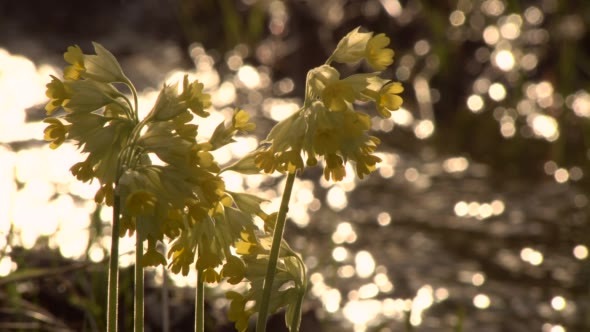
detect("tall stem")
[162,259,170,332]
[134,231,144,332]
[195,252,205,332]
[256,172,296,332]
[107,194,121,332]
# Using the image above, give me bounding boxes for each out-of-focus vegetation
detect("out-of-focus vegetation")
[1,0,590,331]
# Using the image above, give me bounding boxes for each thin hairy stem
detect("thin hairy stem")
[134,228,144,332]
[195,251,205,332]
[256,172,296,332]
[106,194,120,332]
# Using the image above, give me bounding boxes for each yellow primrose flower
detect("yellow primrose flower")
[276,149,304,173]
[149,83,186,121]
[308,65,340,99]
[254,149,278,173]
[331,26,373,64]
[83,42,129,83]
[167,244,195,276]
[323,154,346,181]
[180,75,211,118]
[119,215,136,237]
[45,76,71,115]
[232,109,256,132]
[43,118,68,149]
[221,255,246,285]
[63,45,85,80]
[70,161,94,182]
[141,244,167,267]
[196,244,223,270]
[322,80,356,112]
[196,150,216,169]
[376,82,404,118]
[203,268,221,284]
[159,208,184,239]
[126,190,157,216]
[226,291,250,332]
[365,33,394,71]
[354,152,382,179]
[94,183,114,206]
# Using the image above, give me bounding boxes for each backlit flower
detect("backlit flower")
[203,268,221,284]
[70,161,94,183]
[232,109,256,132]
[141,240,167,267]
[126,190,157,216]
[365,33,394,71]
[376,82,404,118]
[323,154,346,181]
[180,75,211,117]
[43,118,68,149]
[332,27,372,64]
[63,45,85,80]
[45,76,71,115]
[221,255,246,284]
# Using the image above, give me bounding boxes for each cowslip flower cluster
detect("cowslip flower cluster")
[254,27,404,181]
[226,227,307,332]
[225,27,403,332]
[43,43,261,282]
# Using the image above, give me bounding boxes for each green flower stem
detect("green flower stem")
[195,248,205,332]
[256,172,297,332]
[162,264,170,332]
[107,193,121,332]
[134,230,144,332]
[124,78,140,123]
[289,256,307,332]
[290,290,305,332]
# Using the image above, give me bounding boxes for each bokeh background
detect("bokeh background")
[1,0,590,331]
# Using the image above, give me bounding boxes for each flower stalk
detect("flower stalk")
[256,172,296,332]
[134,227,144,332]
[195,259,205,332]
[106,194,121,332]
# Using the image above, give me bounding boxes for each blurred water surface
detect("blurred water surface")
[1,0,590,331]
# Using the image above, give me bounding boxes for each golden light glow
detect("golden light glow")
[528,114,559,142]
[551,296,566,311]
[377,212,391,226]
[414,120,434,139]
[473,293,491,309]
[355,250,376,278]
[573,245,588,260]
[483,26,501,45]
[494,50,515,71]
[332,222,357,244]
[488,83,507,101]
[520,247,544,266]
[449,10,466,27]
[332,246,349,262]
[467,94,485,112]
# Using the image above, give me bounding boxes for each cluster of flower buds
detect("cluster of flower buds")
[254,27,404,181]
[43,43,261,282]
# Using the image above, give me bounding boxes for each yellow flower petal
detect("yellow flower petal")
[63,45,85,80]
[365,33,394,71]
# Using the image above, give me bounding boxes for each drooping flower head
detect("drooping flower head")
[44,43,262,279]
[251,27,403,181]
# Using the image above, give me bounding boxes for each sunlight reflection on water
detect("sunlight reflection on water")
[2,1,589,328]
